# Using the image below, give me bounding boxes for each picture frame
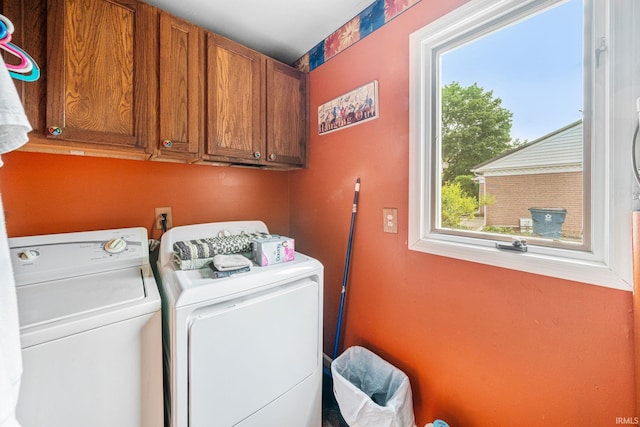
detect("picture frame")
[318,80,378,135]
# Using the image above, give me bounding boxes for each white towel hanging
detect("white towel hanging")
[0,55,31,427]
[0,55,31,165]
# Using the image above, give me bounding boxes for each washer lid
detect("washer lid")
[16,267,145,330]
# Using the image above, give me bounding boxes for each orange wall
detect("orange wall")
[0,151,290,239]
[289,0,636,425]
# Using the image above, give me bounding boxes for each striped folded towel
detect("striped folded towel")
[173,256,215,271]
[172,232,271,270]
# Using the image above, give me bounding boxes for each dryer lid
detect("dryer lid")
[16,267,145,330]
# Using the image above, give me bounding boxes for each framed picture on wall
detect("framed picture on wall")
[318,80,378,135]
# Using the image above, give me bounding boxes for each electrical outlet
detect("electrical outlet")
[155,207,173,230]
[383,208,398,233]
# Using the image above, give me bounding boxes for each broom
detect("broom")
[332,178,361,362]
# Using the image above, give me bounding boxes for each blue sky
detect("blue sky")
[441,0,583,142]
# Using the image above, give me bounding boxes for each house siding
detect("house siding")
[472,121,582,174]
[485,171,583,237]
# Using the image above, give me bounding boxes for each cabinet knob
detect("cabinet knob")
[48,126,62,136]
[268,153,277,161]
[162,139,172,148]
[253,151,261,159]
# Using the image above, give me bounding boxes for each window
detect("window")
[409,0,639,290]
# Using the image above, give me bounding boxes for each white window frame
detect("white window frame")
[408,0,640,291]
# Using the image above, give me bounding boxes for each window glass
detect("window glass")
[436,0,585,248]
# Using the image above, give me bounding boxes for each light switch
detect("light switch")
[383,208,398,233]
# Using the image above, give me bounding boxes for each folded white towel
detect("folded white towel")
[212,254,253,271]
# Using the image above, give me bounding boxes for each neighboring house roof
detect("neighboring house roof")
[471,120,582,177]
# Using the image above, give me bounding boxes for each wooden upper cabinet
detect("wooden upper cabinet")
[45,0,157,155]
[204,34,264,164]
[266,59,307,167]
[156,12,203,162]
[204,36,308,168]
[4,0,307,167]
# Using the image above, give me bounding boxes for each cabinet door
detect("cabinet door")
[156,12,203,162]
[46,0,156,154]
[265,59,307,167]
[204,34,264,164]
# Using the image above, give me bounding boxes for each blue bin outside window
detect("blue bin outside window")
[528,208,567,239]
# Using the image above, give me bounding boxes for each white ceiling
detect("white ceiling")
[144,0,375,65]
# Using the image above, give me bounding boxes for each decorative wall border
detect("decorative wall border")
[294,0,422,72]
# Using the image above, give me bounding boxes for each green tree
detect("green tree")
[441,182,478,228]
[452,175,478,200]
[441,82,513,183]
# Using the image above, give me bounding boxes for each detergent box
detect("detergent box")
[252,235,295,266]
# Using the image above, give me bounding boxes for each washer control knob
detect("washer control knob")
[18,249,39,261]
[104,238,127,254]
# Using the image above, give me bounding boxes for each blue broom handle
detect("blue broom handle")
[333,178,360,360]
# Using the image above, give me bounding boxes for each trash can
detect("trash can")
[331,346,415,427]
[528,208,567,239]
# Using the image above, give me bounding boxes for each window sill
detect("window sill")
[408,233,632,292]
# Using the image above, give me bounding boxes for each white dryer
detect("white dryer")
[9,227,163,427]
[156,221,323,427]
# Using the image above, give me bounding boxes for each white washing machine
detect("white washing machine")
[9,227,163,427]
[156,221,323,427]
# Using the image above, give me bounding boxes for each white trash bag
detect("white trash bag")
[331,346,416,427]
